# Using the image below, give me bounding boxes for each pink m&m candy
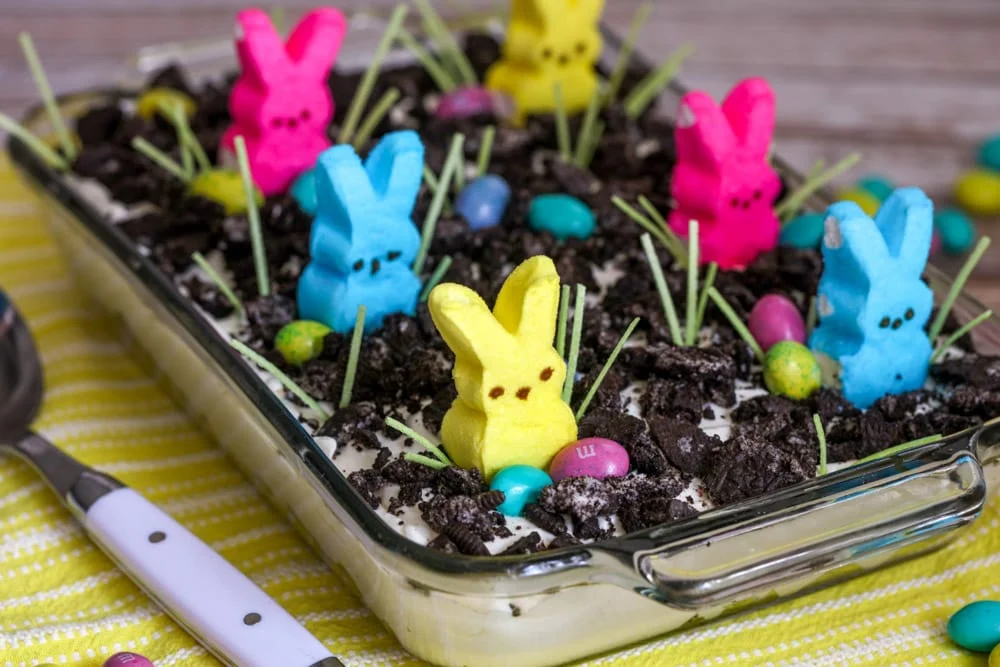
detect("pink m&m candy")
[103,652,155,667]
[748,294,806,352]
[549,438,629,482]
[435,86,496,120]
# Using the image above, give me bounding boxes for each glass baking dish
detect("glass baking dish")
[7,10,1000,667]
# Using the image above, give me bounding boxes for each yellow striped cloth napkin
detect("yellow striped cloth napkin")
[0,152,993,666]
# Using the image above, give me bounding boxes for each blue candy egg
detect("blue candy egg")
[290,166,319,216]
[856,174,895,202]
[490,465,553,517]
[779,212,825,249]
[528,193,596,241]
[934,207,976,254]
[948,600,1000,653]
[977,134,1000,172]
[456,174,511,230]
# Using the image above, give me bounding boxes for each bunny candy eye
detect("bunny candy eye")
[370,258,381,275]
[575,42,587,55]
[540,367,554,381]
[541,47,553,60]
[387,251,401,261]
[271,118,284,128]
[287,117,298,129]
[300,109,311,121]
[516,387,531,400]
[731,197,740,208]
[879,316,891,328]
[558,54,570,66]
[753,190,762,200]
[891,318,903,330]
[904,308,915,320]
[353,259,364,272]
[489,386,505,399]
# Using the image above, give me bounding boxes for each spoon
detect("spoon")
[0,288,344,667]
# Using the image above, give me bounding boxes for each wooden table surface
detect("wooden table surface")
[2,0,1000,302]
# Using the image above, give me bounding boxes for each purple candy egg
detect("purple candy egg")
[435,86,495,120]
[549,438,630,482]
[748,294,806,352]
[103,653,155,667]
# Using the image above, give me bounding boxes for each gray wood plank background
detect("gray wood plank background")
[3,0,1000,302]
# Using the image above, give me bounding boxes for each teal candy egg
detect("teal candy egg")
[490,465,553,517]
[977,134,1000,172]
[934,207,976,254]
[857,174,895,202]
[528,193,596,241]
[948,600,1000,652]
[779,212,825,249]
[290,166,319,216]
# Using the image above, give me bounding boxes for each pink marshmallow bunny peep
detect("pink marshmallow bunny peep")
[668,77,782,270]
[221,7,348,196]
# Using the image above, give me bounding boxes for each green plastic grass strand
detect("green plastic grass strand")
[574,86,604,168]
[230,339,329,420]
[806,158,825,181]
[413,0,478,86]
[641,233,683,346]
[855,433,942,465]
[929,237,992,341]
[131,137,190,183]
[404,452,449,470]
[638,195,688,266]
[931,309,993,364]
[611,196,678,262]
[397,28,458,92]
[339,305,367,409]
[233,135,270,297]
[707,287,764,362]
[556,284,571,357]
[385,417,452,465]
[684,220,700,346]
[813,414,828,476]
[476,125,496,177]
[268,6,286,34]
[352,87,401,150]
[167,100,211,174]
[19,32,76,160]
[623,42,695,119]
[605,1,652,107]
[0,113,67,170]
[575,317,640,422]
[338,5,408,144]
[806,295,818,336]
[553,83,573,162]
[176,119,194,180]
[191,252,243,315]
[419,255,453,302]
[414,133,464,276]
[578,120,606,171]
[694,262,718,336]
[775,152,862,222]
[561,285,587,404]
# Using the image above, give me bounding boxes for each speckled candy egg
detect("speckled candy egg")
[189,169,263,215]
[748,294,806,352]
[763,341,822,400]
[275,320,332,366]
[490,465,553,517]
[949,600,1000,653]
[103,652,155,667]
[136,87,196,121]
[955,169,1000,217]
[548,438,630,483]
[528,193,596,241]
[456,174,511,230]
[435,86,496,120]
[779,212,824,249]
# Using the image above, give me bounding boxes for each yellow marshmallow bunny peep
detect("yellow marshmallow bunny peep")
[428,256,578,479]
[485,0,606,126]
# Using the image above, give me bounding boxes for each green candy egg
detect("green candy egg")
[955,169,1000,217]
[189,169,264,215]
[528,193,596,241]
[763,341,822,400]
[275,320,332,366]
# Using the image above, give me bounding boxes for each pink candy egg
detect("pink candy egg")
[549,438,630,482]
[103,652,155,667]
[435,86,496,120]
[748,294,806,352]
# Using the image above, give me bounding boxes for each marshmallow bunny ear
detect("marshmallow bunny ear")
[872,187,933,279]
[721,77,775,161]
[284,7,348,81]
[675,91,736,169]
[822,201,891,286]
[364,131,425,215]
[492,256,561,347]
[234,9,287,85]
[429,283,514,373]
[314,145,376,241]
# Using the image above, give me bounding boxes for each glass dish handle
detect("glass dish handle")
[596,441,986,610]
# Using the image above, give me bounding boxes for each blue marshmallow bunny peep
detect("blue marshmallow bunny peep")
[298,130,424,334]
[809,187,935,409]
